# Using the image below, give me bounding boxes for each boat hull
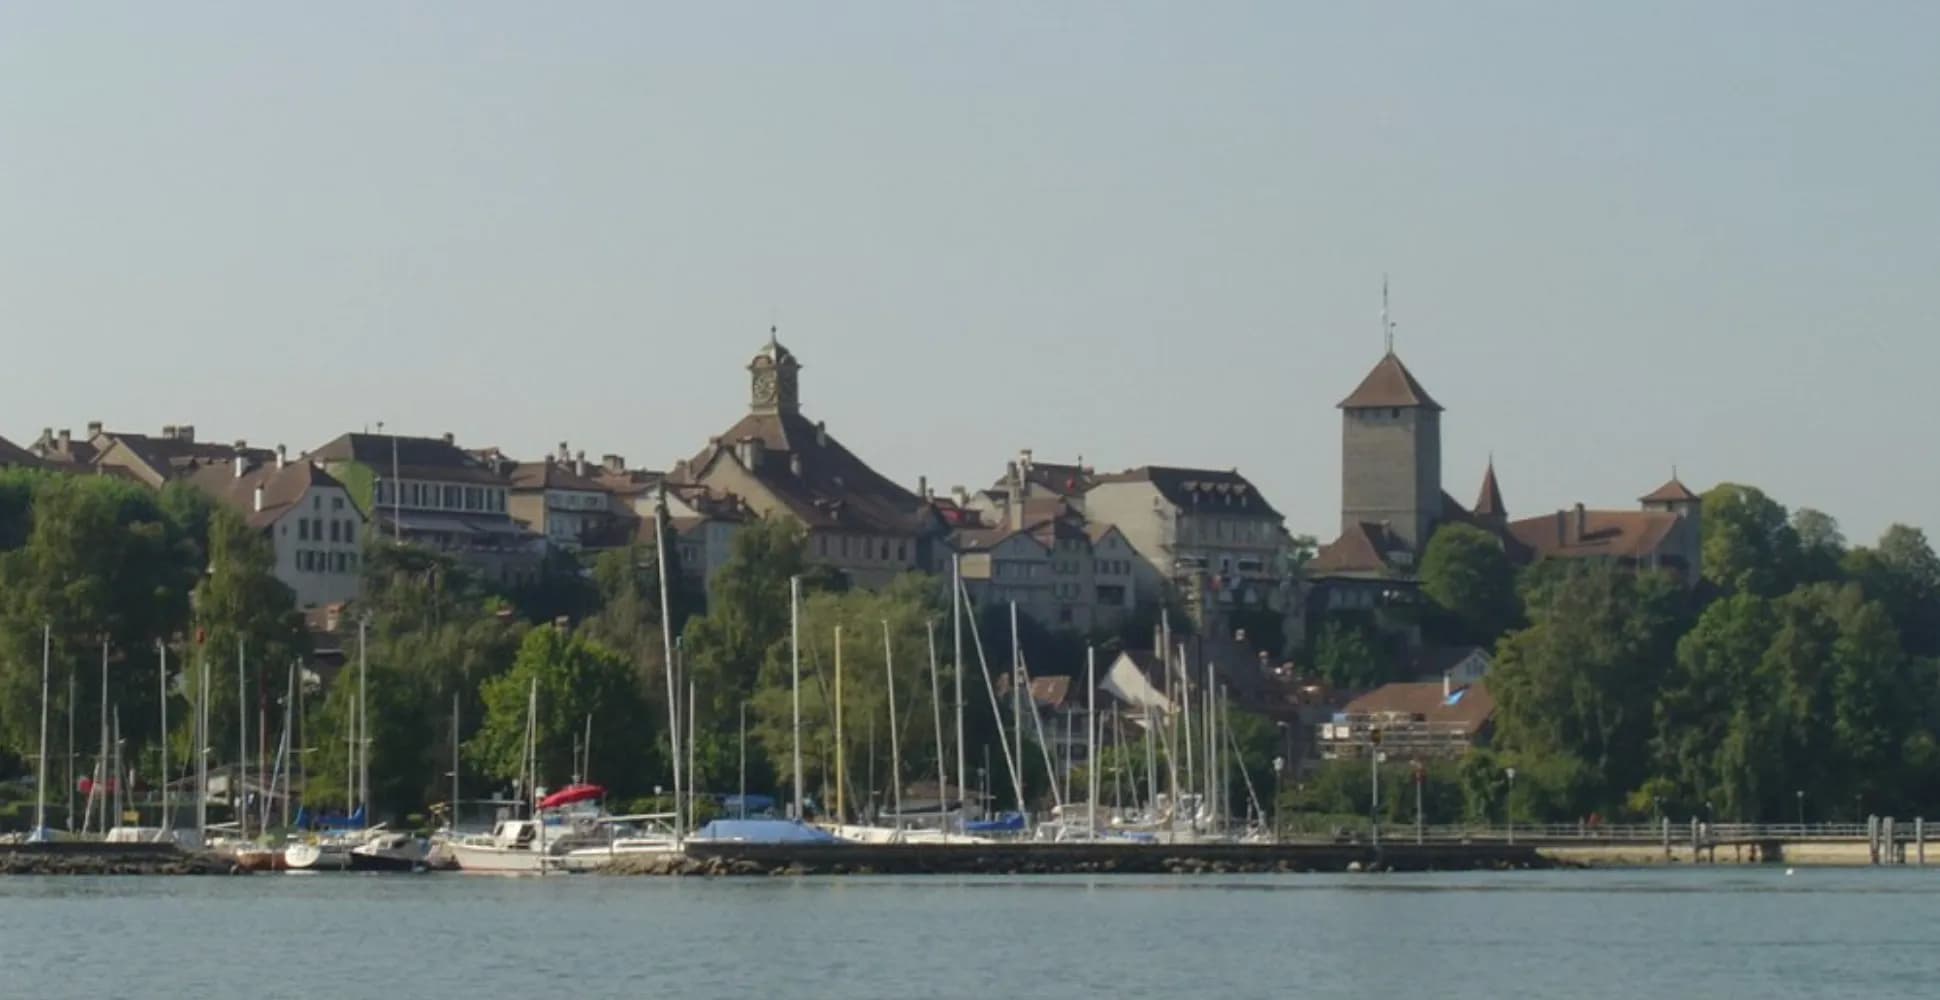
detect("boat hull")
[447,842,552,874]
[348,850,423,873]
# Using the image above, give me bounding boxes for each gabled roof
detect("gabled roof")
[1338,352,1442,411]
[1309,521,1410,577]
[672,411,925,536]
[992,460,1094,498]
[185,459,351,530]
[308,432,508,486]
[98,433,272,483]
[0,435,41,468]
[1474,462,1506,519]
[1341,680,1494,736]
[1088,466,1280,519]
[1507,508,1686,561]
[511,460,611,494]
[1639,477,1701,504]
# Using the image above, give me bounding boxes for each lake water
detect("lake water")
[4,868,1937,999]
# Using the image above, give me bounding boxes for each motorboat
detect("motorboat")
[446,818,558,874]
[284,837,354,871]
[349,831,428,872]
[556,812,679,873]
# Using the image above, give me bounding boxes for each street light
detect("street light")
[1271,756,1286,844]
[1504,766,1518,845]
[1796,789,1805,828]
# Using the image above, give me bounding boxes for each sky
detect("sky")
[3,3,1936,544]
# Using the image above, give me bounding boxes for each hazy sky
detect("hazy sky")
[4,3,1936,543]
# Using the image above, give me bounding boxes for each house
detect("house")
[1504,475,1704,585]
[0,435,41,469]
[185,447,367,608]
[509,444,628,551]
[307,431,540,586]
[667,332,946,588]
[1316,677,1494,762]
[1084,465,1295,615]
[28,422,268,486]
[953,489,1137,632]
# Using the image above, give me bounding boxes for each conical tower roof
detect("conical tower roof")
[1474,460,1506,518]
[1338,352,1442,411]
[1639,476,1700,504]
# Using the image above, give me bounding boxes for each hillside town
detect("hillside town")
[0,330,1711,788]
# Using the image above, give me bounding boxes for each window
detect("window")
[313,495,321,511]
[344,521,355,544]
[332,496,344,511]
[329,521,340,543]
[444,485,460,508]
[897,542,907,562]
[298,520,309,541]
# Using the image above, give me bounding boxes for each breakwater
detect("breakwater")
[1,842,240,876]
[603,840,1554,876]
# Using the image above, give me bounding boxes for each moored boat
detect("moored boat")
[348,831,428,872]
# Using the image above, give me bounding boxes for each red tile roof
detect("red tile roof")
[672,411,925,536]
[1337,352,1442,411]
[185,459,350,530]
[1507,508,1685,561]
[1310,521,1408,576]
[1342,680,1494,736]
[1639,477,1701,504]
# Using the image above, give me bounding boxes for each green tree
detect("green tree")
[1419,522,1521,644]
[1702,484,1800,596]
[1790,508,1846,584]
[469,626,657,800]
[1490,564,1683,816]
[186,507,308,768]
[1311,614,1381,689]
[1653,593,1778,820]
[1843,525,1940,658]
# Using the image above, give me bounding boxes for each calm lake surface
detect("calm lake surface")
[4,868,1937,999]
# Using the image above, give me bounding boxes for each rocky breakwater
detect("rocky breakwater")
[599,841,1556,877]
[1,842,244,876]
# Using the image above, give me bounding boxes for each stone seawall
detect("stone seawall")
[1,843,240,876]
[602,841,1554,877]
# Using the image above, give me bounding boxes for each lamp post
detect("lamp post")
[1272,756,1286,844]
[1368,729,1382,849]
[1504,766,1518,845]
[1796,789,1805,829]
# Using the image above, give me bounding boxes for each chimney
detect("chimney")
[57,429,70,450]
[1555,510,1567,546]
[253,484,265,513]
[1575,502,1587,539]
[441,431,455,445]
[162,424,177,440]
[815,421,827,447]
[918,475,928,500]
[603,454,625,474]
[574,450,586,478]
[233,440,248,478]
[275,444,288,469]
[1008,462,1024,531]
[557,441,570,463]
[178,425,194,443]
[86,420,102,438]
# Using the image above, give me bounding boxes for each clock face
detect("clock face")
[753,369,778,405]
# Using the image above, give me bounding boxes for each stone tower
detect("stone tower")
[747,328,801,415]
[1338,351,1443,552]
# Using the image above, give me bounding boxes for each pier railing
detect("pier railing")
[1285,821,1886,844]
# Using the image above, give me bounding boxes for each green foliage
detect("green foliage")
[469,626,657,799]
[1419,523,1521,644]
[1702,483,1800,596]
[1489,564,1684,815]
[1310,613,1383,689]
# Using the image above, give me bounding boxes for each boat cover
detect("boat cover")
[691,819,842,844]
[538,784,606,810]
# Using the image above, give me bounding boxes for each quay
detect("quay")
[609,840,1552,877]
[0,841,239,876]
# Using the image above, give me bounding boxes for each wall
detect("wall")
[1341,407,1442,551]
[270,483,364,607]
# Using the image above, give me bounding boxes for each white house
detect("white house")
[188,449,367,608]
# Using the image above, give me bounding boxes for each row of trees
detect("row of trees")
[1384,483,1940,824]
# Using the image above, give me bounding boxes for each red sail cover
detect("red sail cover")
[538,784,605,810]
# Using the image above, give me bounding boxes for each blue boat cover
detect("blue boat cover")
[691,819,842,843]
[964,812,1025,833]
[720,794,777,813]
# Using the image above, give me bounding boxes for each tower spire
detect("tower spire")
[1381,274,1395,354]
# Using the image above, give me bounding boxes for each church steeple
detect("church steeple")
[748,327,801,415]
[1474,458,1506,525]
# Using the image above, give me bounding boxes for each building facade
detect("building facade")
[186,451,367,608]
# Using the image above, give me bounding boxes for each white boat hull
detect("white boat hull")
[447,841,554,874]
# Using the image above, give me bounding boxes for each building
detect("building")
[1504,474,1704,584]
[1316,677,1495,762]
[509,444,628,551]
[667,332,945,588]
[0,435,41,469]
[1084,464,1298,636]
[308,431,539,586]
[185,448,367,608]
[29,422,269,487]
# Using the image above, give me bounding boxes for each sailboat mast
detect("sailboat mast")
[882,620,902,830]
[1008,602,1023,817]
[1086,645,1097,841]
[197,654,209,838]
[450,691,460,828]
[654,499,682,843]
[282,663,296,829]
[157,640,169,834]
[959,574,1022,816]
[951,555,965,830]
[97,640,108,835]
[356,625,368,824]
[112,707,122,831]
[789,575,803,822]
[685,680,696,825]
[238,638,247,838]
[34,624,49,836]
[834,625,844,824]
[926,621,946,832]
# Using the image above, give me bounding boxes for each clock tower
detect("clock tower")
[748,327,801,415]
